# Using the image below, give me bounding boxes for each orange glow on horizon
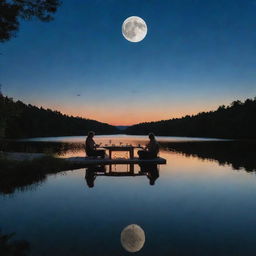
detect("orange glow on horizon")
[31,101,219,126]
[28,96,236,126]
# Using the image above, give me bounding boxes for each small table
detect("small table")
[102,146,141,159]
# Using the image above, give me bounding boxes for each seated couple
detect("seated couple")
[85,131,159,159]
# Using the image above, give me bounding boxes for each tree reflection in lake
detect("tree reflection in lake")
[1,139,256,195]
[163,140,256,172]
[2,138,256,256]
[0,169,46,195]
[0,230,30,256]
[0,156,75,195]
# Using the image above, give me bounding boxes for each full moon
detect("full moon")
[120,224,145,252]
[122,16,147,42]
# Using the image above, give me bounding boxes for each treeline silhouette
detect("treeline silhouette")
[126,97,256,139]
[0,94,118,138]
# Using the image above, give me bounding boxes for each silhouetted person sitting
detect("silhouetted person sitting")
[138,133,159,159]
[85,131,105,158]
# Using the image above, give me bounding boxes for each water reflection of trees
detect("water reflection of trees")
[0,160,161,194]
[0,156,74,195]
[0,167,47,195]
[0,230,30,256]
[1,140,255,194]
[162,141,256,172]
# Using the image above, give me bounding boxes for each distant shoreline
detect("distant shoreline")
[1,134,232,143]
[1,94,256,140]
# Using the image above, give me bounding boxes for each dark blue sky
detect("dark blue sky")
[1,0,256,125]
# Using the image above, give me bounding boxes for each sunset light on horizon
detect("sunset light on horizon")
[19,93,253,126]
[1,0,256,126]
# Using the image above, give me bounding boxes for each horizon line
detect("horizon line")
[2,93,255,127]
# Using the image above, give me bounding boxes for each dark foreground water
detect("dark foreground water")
[1,135,256,256]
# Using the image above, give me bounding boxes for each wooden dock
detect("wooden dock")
[65,157,167,165]
[1,152,167,169]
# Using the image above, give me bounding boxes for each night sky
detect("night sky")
[1,0,256,125]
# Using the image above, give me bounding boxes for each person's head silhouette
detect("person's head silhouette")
[148,132,155,141]
[88,131,95,138]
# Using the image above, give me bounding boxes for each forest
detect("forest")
[126,97,256,139]
[0,94,118,139]
[1,93,256,139]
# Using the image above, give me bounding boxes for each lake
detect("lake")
[1,135,256,256]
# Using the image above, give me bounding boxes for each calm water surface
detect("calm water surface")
[1,135,256,256]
